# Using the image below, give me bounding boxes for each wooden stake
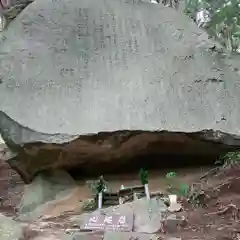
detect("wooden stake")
[98,192,103,209]
[144,183,150,200]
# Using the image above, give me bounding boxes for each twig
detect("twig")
[206,203,238,216]
[200,167,220,180]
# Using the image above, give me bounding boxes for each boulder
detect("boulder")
[17,170,82,221]
[132,198,167,233]
[163,214,186,233]
[2,112,240,182]
[0,0,240,181]
[77,198,167,234]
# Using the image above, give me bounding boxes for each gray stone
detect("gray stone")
[0,213,23,240]
[164,214,178,233]
[132,198,167,233]
[17,170,77,221]
[1,0,240,182]
[77,198,167,234]
[164,214,187,233]
[0,0,238,137]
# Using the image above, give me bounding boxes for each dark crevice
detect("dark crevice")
[67,153,219,180]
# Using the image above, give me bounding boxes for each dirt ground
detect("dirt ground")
[176,166,240,240]
[1,158,240,240]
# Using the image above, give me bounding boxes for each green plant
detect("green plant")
[166,171,177,179]
[179,183,190,196]
[165,171,189,197]
[96,175,107,194]
[82,198,97,211]
[161,0,180,9]
[184,0,240,52]
[215,151,240,168]
[86,176,108,195]
[187,183,209,207]
[139,168,148,185]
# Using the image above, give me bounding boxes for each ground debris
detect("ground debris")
[206,203,240,219]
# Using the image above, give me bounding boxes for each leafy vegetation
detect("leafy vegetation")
[187,183,209,207]
[159,0,240,53]
[158,0,180,8]
[166,171,177,179]
[184,0,240,52]
[82,198,97,211]
[84,176,109,211]
[165,171,189,197]
[139,168,149,185]
[216,150,240,167]
[86,176,109,195]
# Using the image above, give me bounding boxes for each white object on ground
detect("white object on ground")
[120,185,125,190]
[119,197,124,205]
[98,192,103,210]
[150,0,159,3]
[0,14,6,32]
[144,184,150,200]
[133,192,138,201]
[168,194,182,212]
[0,134,4,144]
[196,8,210,28]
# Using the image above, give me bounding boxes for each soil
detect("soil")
[1,157,240,240]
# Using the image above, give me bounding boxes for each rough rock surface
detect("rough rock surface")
[0,0,240,181]
[0,213,24,240]
[132,198,167,233]
[17,170,81,221]
[2,111,240,182]
[76,198,167,233]
[0,0,239,135]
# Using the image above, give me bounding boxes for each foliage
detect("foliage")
[86,176,108,195]
[165,171,189,197]
[187,184,209,207]
[160,0,180,9]
[179,183,189,196]
[82,198,97,211]
[216,150,240,168]
[166,171,177,179]
[184,0,240,52]
[96,175,107,194]
[139,168,149,185]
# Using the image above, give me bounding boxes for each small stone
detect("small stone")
[164,214,179,233]
[164,214,187,233]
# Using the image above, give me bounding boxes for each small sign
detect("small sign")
[82,213,133,232]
